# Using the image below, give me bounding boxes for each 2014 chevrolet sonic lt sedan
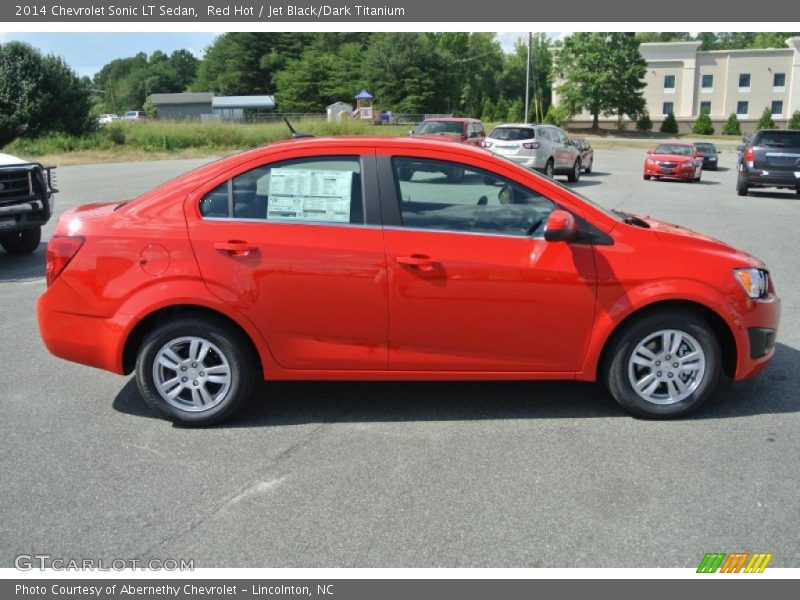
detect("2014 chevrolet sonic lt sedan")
[37,137,780,425]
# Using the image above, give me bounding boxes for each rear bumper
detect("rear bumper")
[37,284,130,375]
[498,154,545,170]
[743,168,800,188]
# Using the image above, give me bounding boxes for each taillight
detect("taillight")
[522,142,540,150]
[744,146,755,162]
[46,236,84,287]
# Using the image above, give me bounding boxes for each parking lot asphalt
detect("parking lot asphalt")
[1,148,798,568]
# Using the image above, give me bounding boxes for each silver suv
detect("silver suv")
[484,123,582,182]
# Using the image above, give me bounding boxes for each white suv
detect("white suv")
[484,123,582,182]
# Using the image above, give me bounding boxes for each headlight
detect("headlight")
[734,268,769,299]
[683,160,694,167]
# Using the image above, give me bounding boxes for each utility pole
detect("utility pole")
[524,32,531,123]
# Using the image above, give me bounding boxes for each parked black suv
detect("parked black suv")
[736,130,800,197]
[0,154,57,254]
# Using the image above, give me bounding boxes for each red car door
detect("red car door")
[186,151,388,371]
[380,154,597,372]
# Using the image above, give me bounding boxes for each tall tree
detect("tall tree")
[554,32,646,129]
[0,42,92,145]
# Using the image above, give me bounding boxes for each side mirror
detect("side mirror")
[544,210,578,242]
[695,152,702,157]
[646,149,653,155]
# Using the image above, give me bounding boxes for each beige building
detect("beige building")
[560,37,800,133]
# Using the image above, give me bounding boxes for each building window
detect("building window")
[773,72,786,90]
[738,73,751,91]
[664,75,676,93]
[662,102,674,116]
[701,74,713,91]
[771,100,784,117]
[699,101,711,114]
[736,101,749,117]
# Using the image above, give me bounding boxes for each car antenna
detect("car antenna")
[284,118,313,139]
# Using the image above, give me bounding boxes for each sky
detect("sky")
[0,32,540,78]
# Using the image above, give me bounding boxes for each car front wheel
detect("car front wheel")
[605,310,723,418]
[1,226,41,255]
[544,159,555,178]
[135,316,256,425]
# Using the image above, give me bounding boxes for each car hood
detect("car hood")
[633,214,764,267]
[0,152,30,166]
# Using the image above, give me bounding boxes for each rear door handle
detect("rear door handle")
[214,240,256,256]
[396,254,439,271]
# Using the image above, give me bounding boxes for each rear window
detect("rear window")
[695,143,716,153]
[752,131,800,148]
[489,127,536,141]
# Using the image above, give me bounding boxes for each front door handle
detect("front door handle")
[396,254,439,271]
[214,240,256,256]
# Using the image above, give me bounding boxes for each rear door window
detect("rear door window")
[199,156,364,224]
[753,131,800,148]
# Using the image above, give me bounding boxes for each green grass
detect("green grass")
[2,119,412,164]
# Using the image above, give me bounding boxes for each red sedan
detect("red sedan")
[644,143,704,182]
[38,136,779,424]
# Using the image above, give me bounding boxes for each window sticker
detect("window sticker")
[267,168,353,222]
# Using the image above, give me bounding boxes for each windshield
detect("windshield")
[415,121,464,135]
[694,143,715,153]
[489,127,536,141]
[654,144,693,156]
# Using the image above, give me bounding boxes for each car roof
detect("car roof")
[494,123,547,128]
[421,117,480,123]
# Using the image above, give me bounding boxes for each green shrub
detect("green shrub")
[507,99,525,123]
[722,113,741,136]
[692,109,715,135]
[659,111,679,134]
[480,98,495,123]
[636,113,653,131]
[543,105,570,127]
[788,110,800,130]
[756,106,776,130]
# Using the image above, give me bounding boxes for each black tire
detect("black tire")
[604,310,723,419]
[446,166,465,183]
[643,175,651,181]
[567,160,581,183]
[1,226,41,255]
[135,316,256,426]
[544,159,555,179]
[585,158,593,174]
[736,171,749,196]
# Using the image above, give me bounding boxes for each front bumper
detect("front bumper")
[735,293,781,380]
[644,164,695,179]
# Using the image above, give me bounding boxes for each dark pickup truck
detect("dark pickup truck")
[0,153,57,254]
[737,129,800,197]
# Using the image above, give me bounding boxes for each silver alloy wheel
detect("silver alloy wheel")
[627,329,706,405]
[152,336,232,412]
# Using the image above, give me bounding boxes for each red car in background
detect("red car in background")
[38,136,779,425]
[644,143,704,182]
[410,117,486,147]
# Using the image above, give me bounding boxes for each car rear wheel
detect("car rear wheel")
[544,159,555,179]
[567,160,581,182]
[604,310,722,419]
[135,317,256,425]
[736,172,749,196]
[643,175,651,181]
[1,226,41,255]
